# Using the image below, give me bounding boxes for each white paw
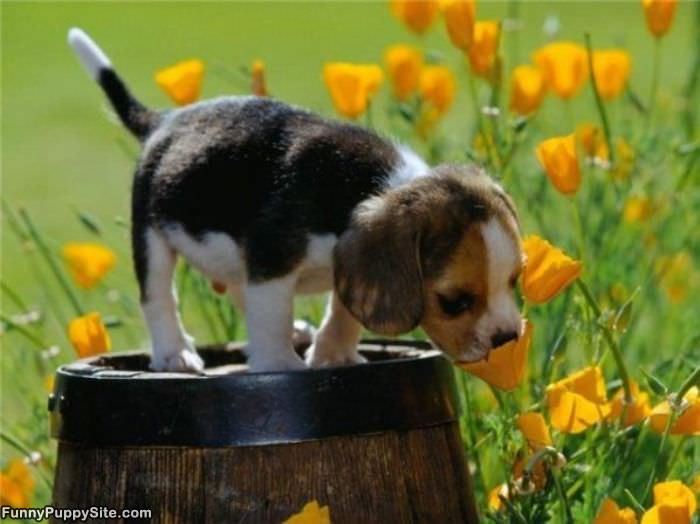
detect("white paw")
[246,348,308,373]
[292,319,317,348]
[305,344,367,368]
[151,348,205,373]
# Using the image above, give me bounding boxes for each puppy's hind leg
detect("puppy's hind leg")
[136,228,204,372]
[244,275,307,372]
[306,292,366,368]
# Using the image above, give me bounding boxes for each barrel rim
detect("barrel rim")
[49,339,462,447]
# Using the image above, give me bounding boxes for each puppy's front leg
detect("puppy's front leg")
[244,275,307,372]
[306,292,366,368]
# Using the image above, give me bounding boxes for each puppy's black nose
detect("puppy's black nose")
[491,331,518,349]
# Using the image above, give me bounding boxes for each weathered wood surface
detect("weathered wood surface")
[53,422,478,523]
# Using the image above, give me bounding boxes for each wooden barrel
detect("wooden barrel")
[49,340,479,523]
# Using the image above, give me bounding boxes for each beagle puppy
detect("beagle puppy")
[68,28,524,373]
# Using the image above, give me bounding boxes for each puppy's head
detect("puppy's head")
[334,164,523,362]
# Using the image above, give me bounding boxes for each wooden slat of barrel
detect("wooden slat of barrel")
[54,425,476,523]
[50,342,479,523]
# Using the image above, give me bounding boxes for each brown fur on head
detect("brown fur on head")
[334,165,523,362]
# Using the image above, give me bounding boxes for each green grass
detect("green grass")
[2,1,699,520]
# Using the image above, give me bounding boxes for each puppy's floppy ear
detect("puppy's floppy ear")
[334,194,424,335]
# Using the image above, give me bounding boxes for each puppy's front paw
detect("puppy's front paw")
[246,348,308,373]
[151,348,205,373]
[305,344,367,368]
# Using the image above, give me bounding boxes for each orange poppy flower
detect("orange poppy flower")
[517,412,552,450]
[384,44,423,101]
[536,133,582,195]
[440,0,475,50]
[0,458,34,508]
[592,50,632,101]
[419,64,456,115]
[649,387,700,436]
[68,312,111,358]
[458,321,532,391]
[606,381,652,427]
[323,63,383,119]
[467,21,500,78]
[283,500,331,524]
[510,65,547,115]
[546,366,611,434]
[155,59,204,106]
[251,59,268,97]
[390,0,440,34]
[642,0,678,38]
[521,235,582,304]
[62,242,116,290]
[594,498,638,524]
[534,42,588,99]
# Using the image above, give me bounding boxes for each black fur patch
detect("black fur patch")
[135,97,399,282]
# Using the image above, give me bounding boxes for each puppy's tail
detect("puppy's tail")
[67,28,159,140]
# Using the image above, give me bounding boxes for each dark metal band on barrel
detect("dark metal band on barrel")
[49,341,460,447]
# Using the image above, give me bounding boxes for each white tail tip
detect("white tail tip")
[67,27,112,80]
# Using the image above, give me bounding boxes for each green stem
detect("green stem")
[643,410,674,504]
[677,366,700,399]
[467,71,500,170]
[646,38,662,131]
[17,208,84,317]
[552,470,574,524]
[576,280,632,403]
[584,33,615,164]
[0,314,49,349]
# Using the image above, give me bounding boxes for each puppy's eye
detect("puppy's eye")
[438,292,476,317]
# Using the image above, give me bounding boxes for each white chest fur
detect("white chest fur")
[163,225,337,294]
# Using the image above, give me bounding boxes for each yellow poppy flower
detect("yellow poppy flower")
[517,412,552,450]
[384,45,423,101]
[68,312,111,358]
[510,65,547,115]
[458,321,532,391]
[467,21,501,78]
[419,65,457,115]
[649,387,700,436]
[535,133,582,195]
[606,381,652,427]
[440,0,475,50]
[283,500,331,524]
[155,59,204,106]
[653,481,697,517]
[642,0,678,38]
[0,458,34,508]
[546,366,611,434]
[624,197,655,224]
[641,503,690,524]
[594,498,638,524]
[533,42,588,99]
[62,242,116,290]
[521,235,582,304]
[390,0,440,34]
[592,50,632,101]
[323,63,383,119]
[251,59,268,97]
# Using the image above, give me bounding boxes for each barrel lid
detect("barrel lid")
[49,340,460,447]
